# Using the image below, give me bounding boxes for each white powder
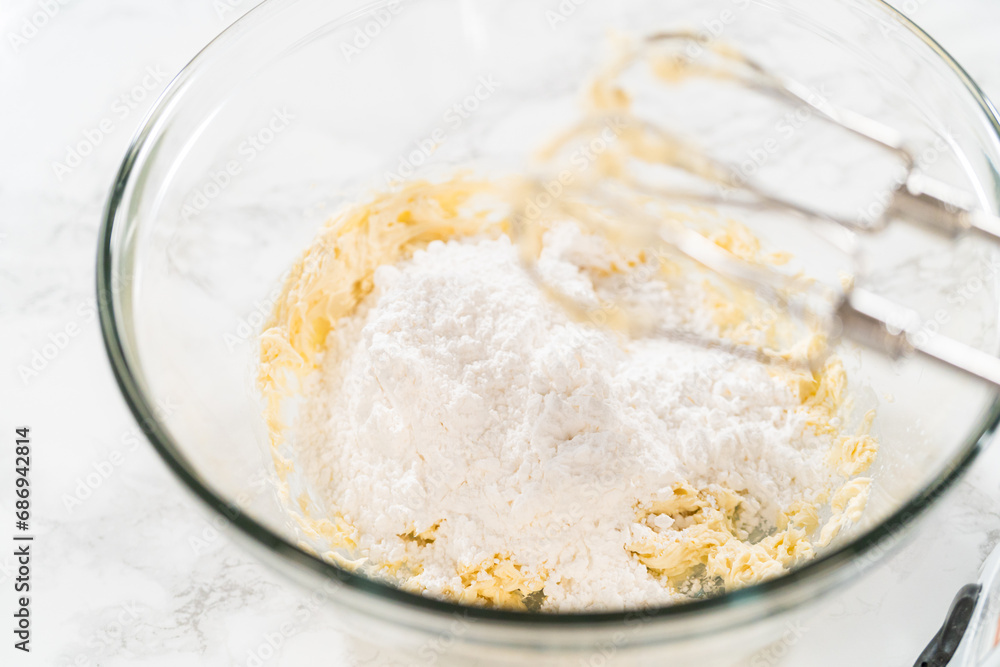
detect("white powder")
[292,229,842,612]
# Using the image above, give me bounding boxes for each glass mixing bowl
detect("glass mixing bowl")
[98,0,1000,663]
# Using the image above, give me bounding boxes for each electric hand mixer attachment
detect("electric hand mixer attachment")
[510,32,1000,387]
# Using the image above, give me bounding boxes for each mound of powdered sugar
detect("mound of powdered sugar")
[292,230,841,611]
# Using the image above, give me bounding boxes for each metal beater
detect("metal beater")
[510,32,1000,387]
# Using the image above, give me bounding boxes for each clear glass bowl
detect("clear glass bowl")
[98,0,1000,663]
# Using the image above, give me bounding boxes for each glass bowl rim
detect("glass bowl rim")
[97,0,1000,630]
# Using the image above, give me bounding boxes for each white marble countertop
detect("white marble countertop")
[2,1,1000,665]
